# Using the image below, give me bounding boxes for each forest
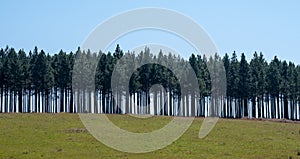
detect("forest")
[0,45,299,120]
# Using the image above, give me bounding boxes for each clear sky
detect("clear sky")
[1,0,300,63]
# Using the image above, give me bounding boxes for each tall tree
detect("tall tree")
[229,51,239,118]
[266,56,281,118]
[238,53,249,117]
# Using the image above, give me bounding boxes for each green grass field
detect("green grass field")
[0,114,300,159]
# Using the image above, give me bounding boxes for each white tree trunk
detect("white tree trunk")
[288,100,291,119]
[275,97,278,119]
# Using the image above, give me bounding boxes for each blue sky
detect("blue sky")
[1,0,300,63]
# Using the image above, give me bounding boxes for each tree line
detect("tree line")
[0,45,299,120]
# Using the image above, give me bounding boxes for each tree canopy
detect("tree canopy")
[0,45,299,120]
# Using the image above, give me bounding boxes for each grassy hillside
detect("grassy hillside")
[0,114,300,159]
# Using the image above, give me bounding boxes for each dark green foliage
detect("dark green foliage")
[0,45,300,120]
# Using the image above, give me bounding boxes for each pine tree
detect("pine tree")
[266,56,281,118]
[238,53,249,117]
[229,51,239,118]
[249,52,259,118]
[0,48,4,112]
[280,61,289,119]
[223,53,231,117]
[5,48,20,112]
[287,62,298,120]
[17,49,29,112]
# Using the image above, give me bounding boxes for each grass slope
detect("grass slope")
[0,114,300,159]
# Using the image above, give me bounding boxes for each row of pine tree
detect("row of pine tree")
[0,45,299,120]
